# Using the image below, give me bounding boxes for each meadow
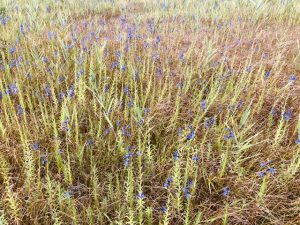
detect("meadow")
[0,0,300,224]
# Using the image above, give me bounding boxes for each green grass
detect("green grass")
[0,0,300,224]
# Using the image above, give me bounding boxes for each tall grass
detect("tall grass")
[0,0,300,224]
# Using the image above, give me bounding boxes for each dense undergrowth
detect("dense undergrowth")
[0,0,300,224]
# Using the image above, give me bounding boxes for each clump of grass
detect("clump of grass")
[0,0,300,224]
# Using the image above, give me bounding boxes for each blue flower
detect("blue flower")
[178,127,183,136]
[136,192,145,199]
[58,75,65,84]
[123,158,130,167]
[224,128,234,140]
[58,92,66,101]
[121,64,127,72]
[77,68,84,78]
[283,109,292,121]
[201,100,207,110]
[258,171,266,177]
[264,70,271,79]
[187,180,193,187]
[128,100,134,108]
[123,152,134,167]
[177,82,184,89]
[155,36,160,44]
[147,21,154,33]
[16,105,24,116]
[124,86,130,95]
[262,53,269,59]
[7,83,19,95]
[164,177,173,188]
[260,161,268,167]
[192,155,199,162]
[9,59,17,68]
[133,70,139,80]
[179,52,185,62]
[64,191,73,198]
[62,119,70,132]
[186,129,195,141]
[103,84,110,93]
[40,155,48,165]
[6,89,11,96]
[33,142,39,150]
[41,56,48,63]
[289,74,296,82]
[267,167,276,175]
[183,181,193,199]
[69,85,75,98]
[204,117,214,128]
[86,139,94,146]
[144,108,150,116]
[1,16,10,25]
[47,31,52,40]
[127,29,134,40]
[20,23,25,35]
[237,100,244,109]
[120,16,126,25]
[120,125,131,137]
[161,206,167,213]
[9,46,16,54]
[116,121,121,127]
[138,118,144,126]
[184,191,191,199]
[44,84,51,96]
[156,68,162,76]
[223,187,230,197]
[295,138,300,144]
[246,65,252,73]
[173,151,180,161]
[270,108,276,116]
[111,61,119,69]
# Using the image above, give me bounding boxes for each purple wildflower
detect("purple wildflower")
[64,191,73,198]
[173,150,180,161]
[289,74,296,82]
[201,100,207,110]
[204,117,214,128]
[16,105,24,116]
[264,70,271,79]
[267,167,276,175]
[161,206,167,213]
[155,36,160,44]
[258,171,266,177]
[186,129,195,141]
[283,109,292,121]
[69,85,75,98]
[192,155,199,162]
[164,177,173,188]
[136,192,145,199]
[223,187,230,197]
[224,128,234,140]
[33,142,40,150]
[44,84,51,96]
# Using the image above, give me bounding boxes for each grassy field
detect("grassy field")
[0,0,300,224]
